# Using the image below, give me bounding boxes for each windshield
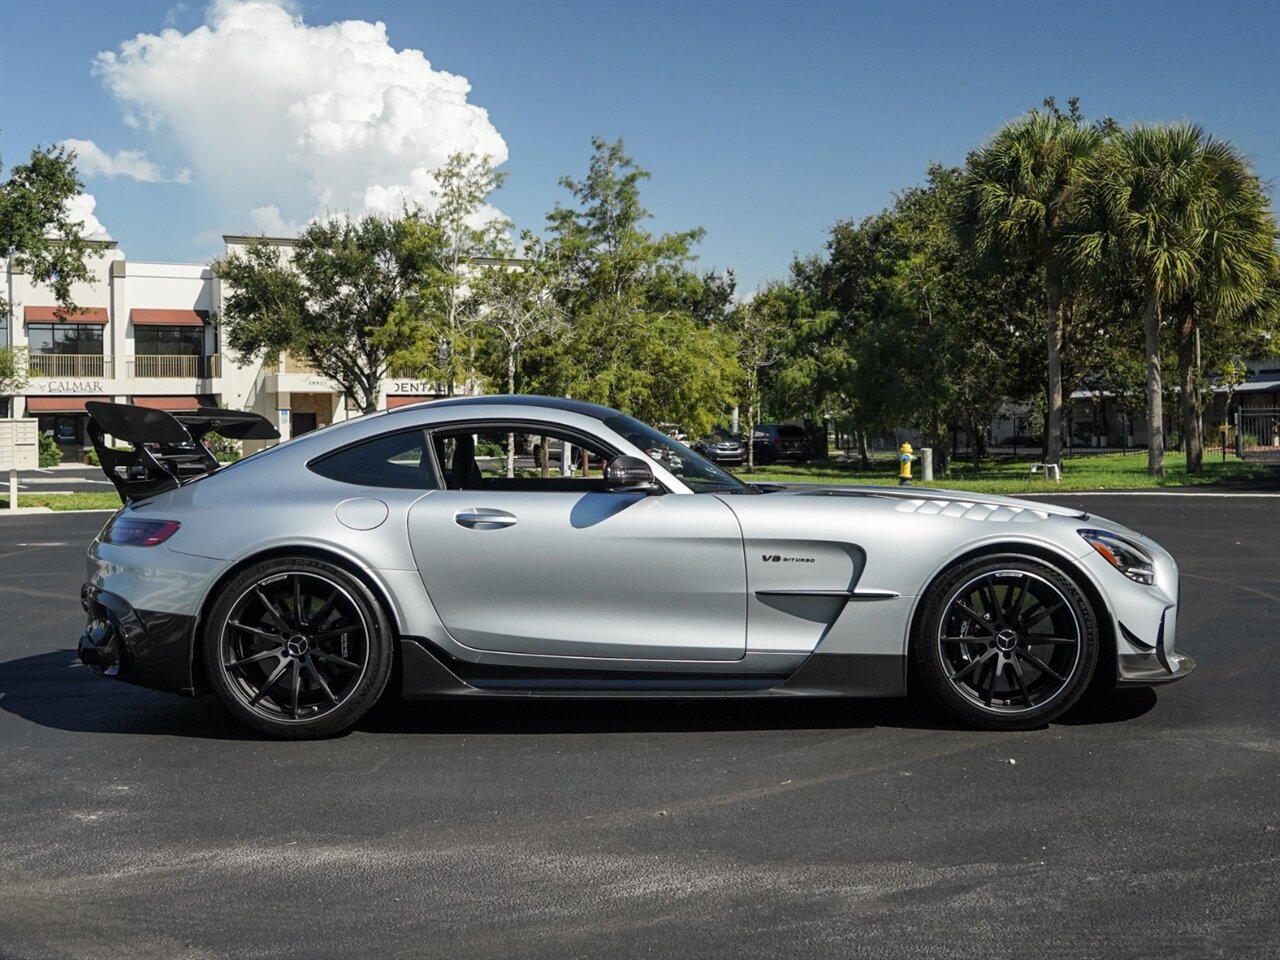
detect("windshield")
[604,415,753,494]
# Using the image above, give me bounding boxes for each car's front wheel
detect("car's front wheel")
[913,554,1099,730]
[203,557,394,739]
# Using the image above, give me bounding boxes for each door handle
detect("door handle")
[455,508,518,530]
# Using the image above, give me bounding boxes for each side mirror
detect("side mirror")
[605,455,661,492]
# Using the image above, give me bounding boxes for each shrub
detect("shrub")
[37,432,63,467]
[82,446,131,467]
[206,434,242,461]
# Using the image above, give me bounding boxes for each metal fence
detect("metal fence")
[28,354,111,377]
[127,354,222,378]
[1237,407,1280,456]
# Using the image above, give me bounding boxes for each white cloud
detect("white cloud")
[92,0,508,235]
[249,204,301,236]
[60,138,189,184]
[63,193,113,241]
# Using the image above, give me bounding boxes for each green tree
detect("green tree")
[1073,123,1275,475]
[815,167,1040,471]
[758,258,849,430]
[382,154,509,394]
[732,285,788,472]
[545,138,739,433]
[0,346,32,397]
[214,214,434,413]
[472,232,568,476]
[1,145,103,397]
[0,145,100,317]
[958,99,1102,468]
[1171,147,1276,472]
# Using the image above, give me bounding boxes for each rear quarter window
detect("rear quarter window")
[309,429,438,490]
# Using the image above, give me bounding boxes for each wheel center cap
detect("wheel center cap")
[995,629,1019,652]
[286,636,309,657]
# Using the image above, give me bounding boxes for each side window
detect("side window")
[310,429,438,490]
[433,426,615,492]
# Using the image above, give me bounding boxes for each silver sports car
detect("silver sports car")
[77,396,1194,739]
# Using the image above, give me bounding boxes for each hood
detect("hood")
[779,484,1089,520]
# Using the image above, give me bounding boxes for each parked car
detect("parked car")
[77,395,1193,739]
[752,423,808,463]
[656,423,688,443]
[693,428,746,464]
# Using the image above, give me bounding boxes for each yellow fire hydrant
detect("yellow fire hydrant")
[898,442,915,485]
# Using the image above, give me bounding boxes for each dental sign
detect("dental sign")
[387,380,436,395]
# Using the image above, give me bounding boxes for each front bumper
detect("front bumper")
[1118,650,1197,685]
[1116,601,1197,686]
[79,584,200,696]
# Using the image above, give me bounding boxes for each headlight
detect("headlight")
[1079,529,1154,585]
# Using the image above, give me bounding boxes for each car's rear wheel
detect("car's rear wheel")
[203,557,393,739]
[913,554,1099,730]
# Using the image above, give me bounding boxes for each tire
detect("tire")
[202,557,394,739]
[912,554,1099,730]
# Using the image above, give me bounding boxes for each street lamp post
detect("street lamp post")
[437,336,452,397]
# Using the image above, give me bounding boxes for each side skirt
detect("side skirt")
[399,638,906,700]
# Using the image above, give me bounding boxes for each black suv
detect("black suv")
[751,423,808,464]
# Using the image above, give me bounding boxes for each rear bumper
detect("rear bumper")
[79,584,200,696]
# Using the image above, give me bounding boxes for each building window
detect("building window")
[27,323,105,355]
[135,324,203,356]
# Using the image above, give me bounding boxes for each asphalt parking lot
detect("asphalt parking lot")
[1,494,1277,960]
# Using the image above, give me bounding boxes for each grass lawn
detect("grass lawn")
[0,493,121,511]
[732,451,1271,493]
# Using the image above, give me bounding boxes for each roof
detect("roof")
[1232,379,1280,394]
[386,394,623,421]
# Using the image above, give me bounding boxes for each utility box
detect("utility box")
[0,419,39,471]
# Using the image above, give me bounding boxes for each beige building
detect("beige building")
[2,236,453,459]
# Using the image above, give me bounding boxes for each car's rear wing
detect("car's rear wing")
[85,401,280,504]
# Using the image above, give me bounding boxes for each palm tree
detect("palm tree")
[1174,149,1276,472]
[1074,124,1276,476]
[959,106,1101,468]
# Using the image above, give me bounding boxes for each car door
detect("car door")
[405,422,748,662]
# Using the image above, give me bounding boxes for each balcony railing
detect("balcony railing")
[28,354,111,378]
[264,354,318,376]
[127,354,221,379]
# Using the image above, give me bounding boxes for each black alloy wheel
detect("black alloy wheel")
[914,555,1099,729]
[203,557,393,738]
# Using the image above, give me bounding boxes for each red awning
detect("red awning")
[24,306,109,324]
[131,396,208,411]
[131,309,209,326]
[386,395,437,408]
[25,396,109,413]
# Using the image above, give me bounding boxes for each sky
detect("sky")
[1,0,1277,294]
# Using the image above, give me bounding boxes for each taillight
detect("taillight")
[101,517,181,546]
